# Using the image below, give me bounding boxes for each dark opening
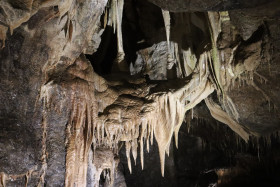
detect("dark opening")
[244,25,265,45]
[86,26,118,75]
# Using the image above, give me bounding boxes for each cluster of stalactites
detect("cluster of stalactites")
[92,51,214,177]
[115,92,188,176]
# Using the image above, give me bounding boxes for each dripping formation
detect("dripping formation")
[0,0,279,186]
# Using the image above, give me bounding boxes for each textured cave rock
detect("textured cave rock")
[147,0,274,12]
[0,0,280,187]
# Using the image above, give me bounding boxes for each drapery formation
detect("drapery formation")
[0,0,279,186]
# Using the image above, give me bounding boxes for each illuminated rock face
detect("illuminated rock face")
[0,0,280,186]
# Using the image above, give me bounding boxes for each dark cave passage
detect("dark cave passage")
[86,25,118,75]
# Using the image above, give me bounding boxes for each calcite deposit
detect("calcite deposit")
[0,0,280,186]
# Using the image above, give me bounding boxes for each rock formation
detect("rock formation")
[0,0,280,186]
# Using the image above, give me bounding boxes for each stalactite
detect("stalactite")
[126,141,132,174]
[64,95,95,187]
[139,52,213,175]
[205,98,251,142]
[4,0,279,186]
[40,57,98,187]
[132,139,138,165]
[162,9,176,70]
[109,0,126,71]
[34,15,272,184]
[90,50,216,177]
[140,119,147,169]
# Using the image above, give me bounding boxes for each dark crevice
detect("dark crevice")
[243,25,265,45]
[123,0,146,63]
[99,169,107,186]
[86,26,118,75]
